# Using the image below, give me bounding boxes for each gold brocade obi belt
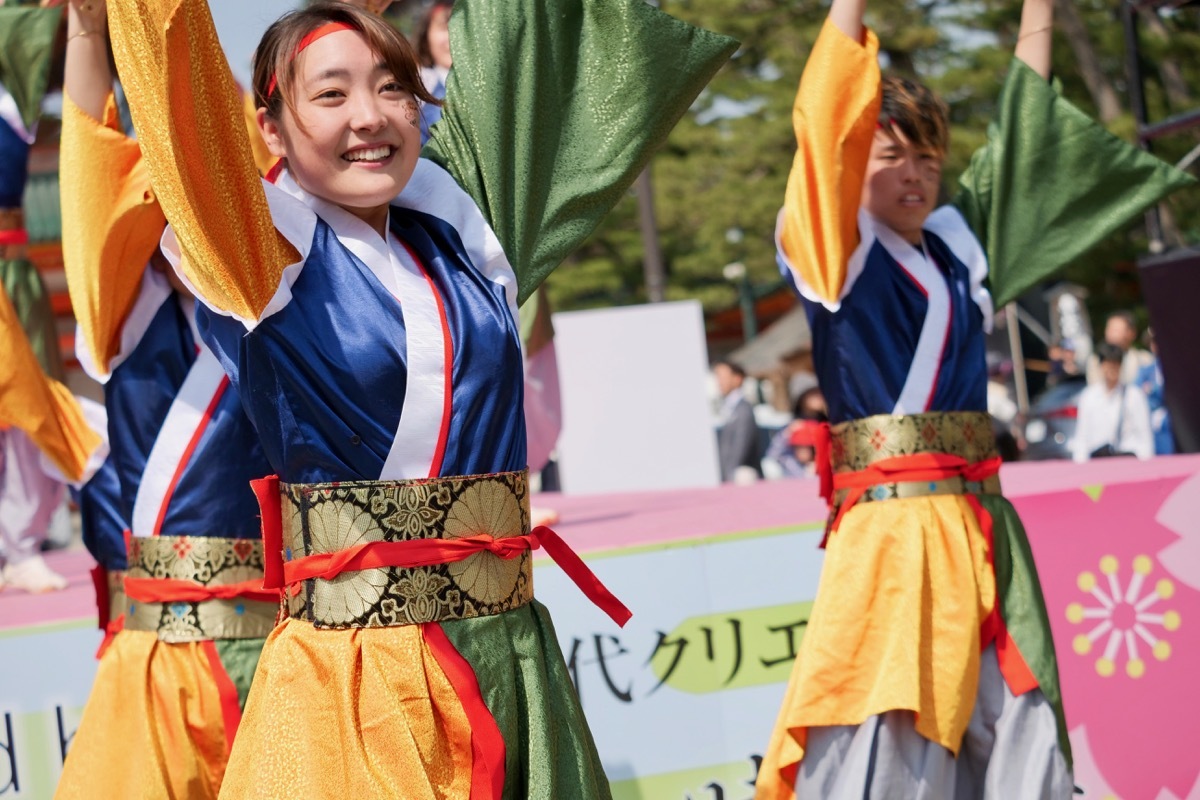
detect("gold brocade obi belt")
[251,469,631,630]
[811,411,1003,538]
[123,535,278,643]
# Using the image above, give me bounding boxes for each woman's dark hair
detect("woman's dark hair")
[793,387,828,423]
[414,1,454,68]
[252,2,437,121]
[1096,342,1125,365]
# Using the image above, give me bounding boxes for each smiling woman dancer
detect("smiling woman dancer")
[756,0,1193,797]
[105,0,735,796]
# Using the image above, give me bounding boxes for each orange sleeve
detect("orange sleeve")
[779,20,881,304]
[59,91,167,373]
[106,0,297,321]
[0,285,101,482]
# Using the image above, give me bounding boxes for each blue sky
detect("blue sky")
[210,0,300,87]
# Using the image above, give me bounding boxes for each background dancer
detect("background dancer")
[106,0,735,796]
[53,0,277,795]
[0,279,105,593]
[757,0,1193,796]
[0,1,72,592]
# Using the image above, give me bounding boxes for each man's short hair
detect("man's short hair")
[880,75,949,158]
[1096,342,1124,365]
[1106,310,1137,332]
[715,360,746,379]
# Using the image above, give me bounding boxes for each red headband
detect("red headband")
[266,21,356,99]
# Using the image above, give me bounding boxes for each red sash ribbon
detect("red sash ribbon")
[818,450,1002,545]
[121,528,277,605]
[0,229,28,246]
[251,474,632,627]
[91,565,125,659]
[123,576,279,605]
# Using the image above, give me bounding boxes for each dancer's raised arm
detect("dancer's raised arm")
[774,0,879,305]
[106,0,299,323]
[59,0,167,376]
[1014,0,1052,80]
[828,0,866,44]
[422,0,737,304]
[954,0,1193,307]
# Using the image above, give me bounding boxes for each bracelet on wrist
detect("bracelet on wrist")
[1018,24,1052,42]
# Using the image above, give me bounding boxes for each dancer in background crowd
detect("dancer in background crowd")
[1,282,105,594]
[52,0,277,795]
[757,0,1192,796]
[0,1,72,592]
[106,0,734,795]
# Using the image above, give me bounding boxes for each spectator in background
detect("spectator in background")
[986,354,1023,461]
[766,387,828,478]
[1136,328,1175,455]
[1047,338,1082,385]
[714,360,762,483]
[414,0,453,144]
[1087,310,1154,387]
[1074,343,1154,461]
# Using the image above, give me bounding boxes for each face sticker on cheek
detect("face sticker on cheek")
[403,99,419,127]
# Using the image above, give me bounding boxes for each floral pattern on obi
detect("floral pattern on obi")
[124,535,276,642]
[831,411,998,472]
[280,470,534,629]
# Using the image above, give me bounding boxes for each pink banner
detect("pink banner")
[1015,466,1200,800]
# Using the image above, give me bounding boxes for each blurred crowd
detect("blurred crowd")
[711,308,1175,485]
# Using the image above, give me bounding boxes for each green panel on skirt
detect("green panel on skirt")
[1,257,63,381]
[443,601,613,800]
[979,494,1072,768]
[215,637,268,712]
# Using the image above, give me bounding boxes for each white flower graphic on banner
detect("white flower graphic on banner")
[1066,554,1180,679]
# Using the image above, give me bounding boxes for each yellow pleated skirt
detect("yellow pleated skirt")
[55,630,236,800]
[220,602,614,800]
[219,617,477,799]
[757,494,996,799]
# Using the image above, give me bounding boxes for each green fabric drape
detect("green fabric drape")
[444,602,612,800]
[1,257,64,381]
[424,0,738,306]
[954,59,1195,309]
[0,6,61,131]
[980,494,1072,768]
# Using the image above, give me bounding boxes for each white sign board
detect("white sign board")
[552,302,720,494]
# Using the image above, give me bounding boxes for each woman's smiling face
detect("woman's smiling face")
[259,29,422,228]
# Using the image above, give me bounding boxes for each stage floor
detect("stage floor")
[3,453,1198,633]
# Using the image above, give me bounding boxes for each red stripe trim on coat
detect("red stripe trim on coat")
[151,376,230,535]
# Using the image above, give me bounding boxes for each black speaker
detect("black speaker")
[1138,247,1200,453]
